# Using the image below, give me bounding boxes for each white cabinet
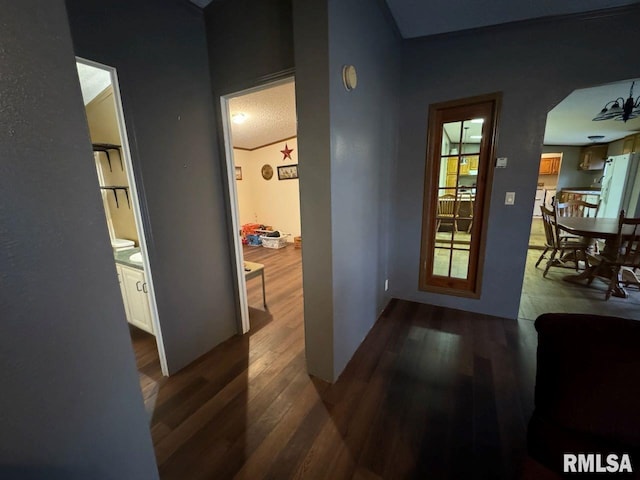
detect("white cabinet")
[545,189,556,206]
[115,264,132,322]
[533,189,545,216]
[116,263,154,335]
[585,194,600,205]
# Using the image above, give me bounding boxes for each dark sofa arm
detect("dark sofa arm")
[533,313,640,447]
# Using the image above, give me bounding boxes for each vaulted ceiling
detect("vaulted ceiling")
[192,0,640,147]
[192,0,638,39]
[383,0,638,38]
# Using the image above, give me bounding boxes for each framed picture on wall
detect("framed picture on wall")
[277,164,298,180]
[235,166,242,180]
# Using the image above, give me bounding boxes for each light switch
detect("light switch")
[505,192,516,205]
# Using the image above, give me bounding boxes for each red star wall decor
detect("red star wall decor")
[280,143,294,160]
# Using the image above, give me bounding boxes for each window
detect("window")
[419,93,501,297]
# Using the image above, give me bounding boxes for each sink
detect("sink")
[129,252,143,264]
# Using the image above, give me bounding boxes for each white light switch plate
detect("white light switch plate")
[496,157,508,168]
[505,192,515,205]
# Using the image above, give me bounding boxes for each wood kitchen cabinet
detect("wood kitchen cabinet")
[117,264,154,335]
[459,155,479,175]
[578,145,607,170]
[459,159,470,175]
[539,155,561,175]
[622,133,640,154]
[445,157,458,189]
[444,156,479,188]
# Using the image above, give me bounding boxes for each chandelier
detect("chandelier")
[592,81,640,122]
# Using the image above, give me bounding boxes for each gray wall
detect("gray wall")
[390,6,640,319]
[66,0,237,373]
[543,145,596,191]
[327,0,400,379]
[205,0,294,95]
[0,1,158,478]
[293,0,335,380]
[294,0,400,380]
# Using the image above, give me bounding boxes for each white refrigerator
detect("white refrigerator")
[597,153,640,218]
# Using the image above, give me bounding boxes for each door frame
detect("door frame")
[76,57,169,376]
[219,75,296,334]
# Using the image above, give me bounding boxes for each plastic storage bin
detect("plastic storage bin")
[260,235,289,249]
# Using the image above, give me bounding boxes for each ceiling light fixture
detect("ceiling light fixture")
[592,82,640,122]
[460,126,469,165]
[471,118,484,124]
[232,113,247,124]
[587,135,605,142]
[470,135,482,140]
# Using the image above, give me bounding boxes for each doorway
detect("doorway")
[519,78,640,322]
[220,77,302,333]
[75,58,168,403]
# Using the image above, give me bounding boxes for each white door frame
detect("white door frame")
[219,76,295,334]
[76,57,169,376]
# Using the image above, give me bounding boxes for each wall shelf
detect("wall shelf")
[93,143,122,172]
[100,185,130,208]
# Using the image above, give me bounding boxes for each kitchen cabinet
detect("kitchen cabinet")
[539,155,561,175]
[578,145,607,170]
[445,157,458,189]
[459,159,470,176]
[118,264,154,335]
[533,188,545,216]
[459,155,479,175]
[622,133,640,154]
[445,156,479,189]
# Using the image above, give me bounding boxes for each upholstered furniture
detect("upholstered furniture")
[527,313,640,477]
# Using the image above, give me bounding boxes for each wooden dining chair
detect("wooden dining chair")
[436,194,458,232]
[555,199,600,218]
[535,205,591,277]
[459,193,474,233]
[555,199,601,252]
[591,210,640,300]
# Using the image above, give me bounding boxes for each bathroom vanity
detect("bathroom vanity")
[115,248,154,335]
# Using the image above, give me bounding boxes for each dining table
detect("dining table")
[556,216,639,298]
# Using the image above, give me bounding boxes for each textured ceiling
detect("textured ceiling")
[76,62,111,105]
[384,0,639,38]
[228,80,297,150]
[545,79,640,146]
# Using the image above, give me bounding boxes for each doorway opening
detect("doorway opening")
[75,58,168,411]
[519,78,640,322]
[220,77,303,334]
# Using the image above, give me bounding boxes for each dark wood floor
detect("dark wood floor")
[131,244,538,479]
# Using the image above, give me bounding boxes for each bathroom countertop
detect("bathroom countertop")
[114,247,144,270]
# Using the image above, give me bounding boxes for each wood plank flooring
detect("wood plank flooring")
[129,243,543,479]
[126,240,640,478]
[519,248,640,321]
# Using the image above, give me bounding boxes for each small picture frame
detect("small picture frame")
[235,166,242,180]
[277,164,298,180]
